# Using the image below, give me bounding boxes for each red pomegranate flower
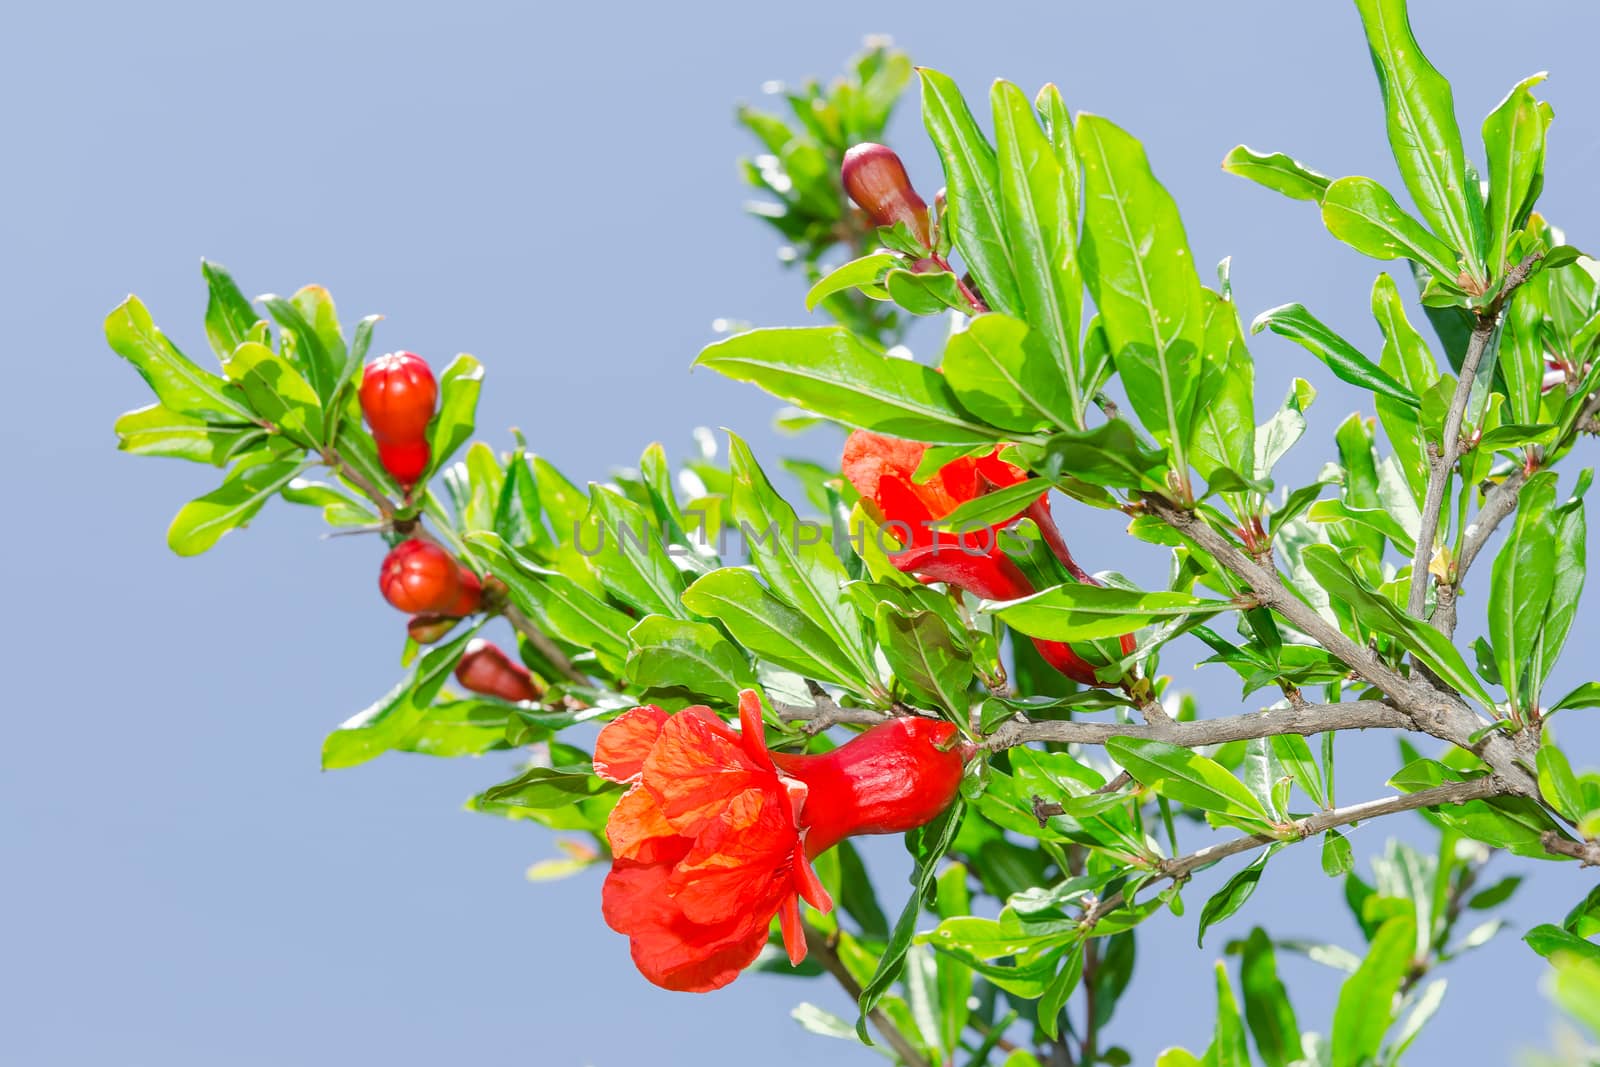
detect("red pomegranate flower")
[842,430,1130,686]
[594,690,966,992]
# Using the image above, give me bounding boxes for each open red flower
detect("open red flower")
[843,430,1131,686]
[594,690,965,992]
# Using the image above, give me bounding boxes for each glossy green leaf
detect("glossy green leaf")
[1209,961,1251,1067]
[993,80,1085,419]
[1078,112,1204,468]
[114,403,260,466]
[1330,913,1415,1067]
[806,252,898,310]
[1270,733,1327,810]
[468,532,633,672]
[995,583,1226,642]
[1322,830,1355,877]
[696,327,1000,444]
[1551,953,1600,1037]
[1353,0,1485,278]
[1320,176,1462,282]
[1550,681,1600,716]
[1537,744,1586,823]
[166,458,305,556]
[1300,544,1495,710]
[1482,74,1552,279]
[1221,145,1332,202]
[1252,302,1419,408]
[876,605,972,716]
[941,312,1071,432]
[1105,736,1267,822]
[1239,928,1302,1067]
[682,567,876,694]
[1539,497,1587,693]
[918,68,1022,317]
[1524,923,1600,964]
[106,296,252,422]
[1197,847,1278,947]
[857,799,965,1042]
[1017,419,1170,490]
[625,615,755,705]
[258,292,339,401]
[200,259,263,360]
[1371,273,1440,500]
[586,487,689,619]
[224,340,324,444]
[1189,289,1256,483]
[427,354,484,476]
[1488,471,1557,711]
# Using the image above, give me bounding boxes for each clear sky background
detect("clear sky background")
[6,2,1600,1064]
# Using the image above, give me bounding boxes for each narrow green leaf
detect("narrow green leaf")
[1197,847,1278,947]
[1252,302,1419,408]
[806,252,899,310]
[1105,736,1267,822]
[1239,928,1302,1067]
[1078,112,1204,470]
[1353,0,1485,278]
[114,403,260,466]
[1537,744,1586,823]
[995,583,1225,643]
[1221,145,1332,202]
[200,259,263,360]
[1488,471,1557,711]
[918,68,1022,317]
[427,354,484,476]
[1320,176,1463,283]
[1482,74,1552,279]
[166,458,305,556]
[696,327,1000,444]
[627,616,758,705]
[1330,913,1415,1067]
[1189,289,1256,483]
[586,488,689,619]
[106,296,252,422]
[876,605,973,717]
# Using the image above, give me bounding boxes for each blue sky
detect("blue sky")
[6,1,1600,1063]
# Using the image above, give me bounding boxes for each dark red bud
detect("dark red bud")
[377,438,431,490]
[455,638,542,703]
[841,143,931,249]
[378,539,463,615]
[360,351,438,443]
[407,612,460,645]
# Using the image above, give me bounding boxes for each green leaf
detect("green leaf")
[933,863,973,1053]
[106,296,252,422]
[884,268,968,315]
[1482,74,1552,280]
[729,436,879,690]
[625,615,755,705]
[1353,0,1485,279]
[1537,744,1586,823]
[1319,176,1463,283]
[1322,830,1355,877]
[1077,112,1203,471]
[1270,733,1326,810]
[1189,290,1256,484]
[918,68,1022,317]
[258,292,340,401]
[682,568,877,694]
[937,477,1047,534]
[857,799,965,1042]
[427,354,484,476]
[790,1003,861,1043]
[806,252,899,310]
[1017,419,1170,490]
[468,532,633,672]
[1105,736,1268,823]
[1330,913,1415,1067]
[1221,145,1332,202]
[586,487,688,619]
[167,458,305,556]
[201,259,263,360]
[1550,681,1600,716]
[1539,497,1587,694]
[1197,847,1278,947]
[1488,471,1557,711]
[695,327,1000,444]
[1551,953,1600,1038]
[992,80,1085,420]
[941,313,1071,432]
[995,583,1225,643]
[1300,544,1495,711]
[114,403,260,466]
[1251,302,1419,408]
[1524,923,1600,964]
[1209,961,1251,1067]
[876,605,973,717]
[1371,273,1440,501]
[224,340,324,445]
[1239,928,1302,1067]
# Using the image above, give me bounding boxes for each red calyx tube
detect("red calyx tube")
[455,639,542,703]
[841,143,932,250]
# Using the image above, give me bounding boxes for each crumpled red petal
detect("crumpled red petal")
[593,704,671,783]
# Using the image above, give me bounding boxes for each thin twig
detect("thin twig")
[1080,778,1501,931]
[1433,468,1528,637]
[801,923,932,1067]
[982,700,1406,752]
[1408,252,1543,619]
[1541,832,1600,866]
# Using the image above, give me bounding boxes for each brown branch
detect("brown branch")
[1433,468,1528,637]
[982,700,1407,752]
[322,448,396,522]
[1081,778,1502,931]
[1142,494,1537,796]
[801,923,932,1067]
[1541,832,1600,866]
[778,690,892,731]
[1408,251,1543,620]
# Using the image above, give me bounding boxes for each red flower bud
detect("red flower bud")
[455,638,541,702]
[360,351,438,443]
[407,612,460,645]
[445,565,483,617]
[378,539,464,614]
[841,143,931,249]
[376,438,431,490]
[593,692,967,991]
